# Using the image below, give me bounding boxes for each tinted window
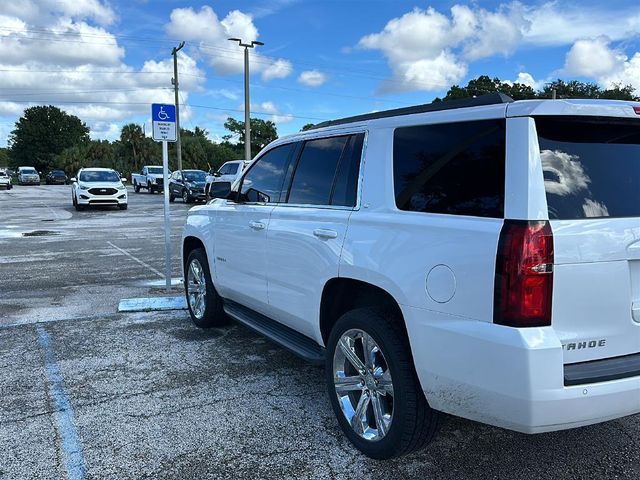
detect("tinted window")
[240,144,294,203]
[288,136,349,205]
[536,116,640,219]
[393,120,506,218]
[183,170,206,182]
[331,134,364,207]
[226,163,239,175]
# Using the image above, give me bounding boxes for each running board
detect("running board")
[223,300,325,364]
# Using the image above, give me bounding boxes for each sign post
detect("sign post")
[151,104,177,293]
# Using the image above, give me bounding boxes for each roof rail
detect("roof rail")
[310,92,514,130]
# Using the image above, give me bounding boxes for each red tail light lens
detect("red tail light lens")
[494,220,554,327]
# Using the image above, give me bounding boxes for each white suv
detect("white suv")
[181,94,640,459]
[71,168,128,211]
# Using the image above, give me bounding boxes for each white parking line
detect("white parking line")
[107,241,164,278]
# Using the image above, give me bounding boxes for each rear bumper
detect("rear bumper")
[404,305,640,433]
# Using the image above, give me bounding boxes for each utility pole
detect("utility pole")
[172,41,185,171]
[552,88,557,100]
[228,38,264,161]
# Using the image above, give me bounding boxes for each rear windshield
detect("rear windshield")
[536,116,640,219]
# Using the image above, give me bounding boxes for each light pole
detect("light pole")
[172,41,185,171]
[228,38,264,161]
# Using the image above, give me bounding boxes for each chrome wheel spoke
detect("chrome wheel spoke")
[351,391,370,435]
[362,332,377,369]
[371,393,388,437]
[189,262,200,283]
[338,338,365,373]
[334,375,363,395]
[187,259,207,319]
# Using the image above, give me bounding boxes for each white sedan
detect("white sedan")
[71,168,128,211]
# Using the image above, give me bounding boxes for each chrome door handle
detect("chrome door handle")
[249,221,266,230]
[313,228,338,239]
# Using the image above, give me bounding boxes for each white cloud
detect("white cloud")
[523,3,640,47]
[248,101,294,124]
[601,52,640,92]
[563,37,626,77]
[262,59,293,81]
[357,3,640,94]
[512,72,543,90]
[0,6,206,145]
[165,6,293,82]
[0,0,116,26]
[357,5,526,92]
[298,70,327,87]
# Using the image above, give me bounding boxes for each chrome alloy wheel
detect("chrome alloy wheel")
[332,329,394,441]
[187,258,207,319]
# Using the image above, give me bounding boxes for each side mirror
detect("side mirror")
[209,181,232,199]
[213,171,221,177]
[70,177,77,183]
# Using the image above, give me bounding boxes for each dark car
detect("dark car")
[169,169,208,203]
[46,169,69,185]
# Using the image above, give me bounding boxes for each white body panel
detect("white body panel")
[182,98,640,434]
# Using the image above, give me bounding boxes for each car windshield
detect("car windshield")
[79,171,120,183]
[51,170,65,175]
[0,171,7,177]
[22,169,37,174]
[147,167,163,174]
[183,171,207,182]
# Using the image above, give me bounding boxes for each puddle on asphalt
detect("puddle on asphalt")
[21,230,60,237]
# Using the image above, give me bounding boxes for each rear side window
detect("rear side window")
[239,144,294,203]
[393,120,506,218]
[287,133,363,207]
[536,116,640,219]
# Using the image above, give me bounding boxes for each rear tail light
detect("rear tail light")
[494,220,554,327]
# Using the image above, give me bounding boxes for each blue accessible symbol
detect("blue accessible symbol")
[152,103,176,123]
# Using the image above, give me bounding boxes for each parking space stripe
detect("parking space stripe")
[107,241,164,278]
[36,324,86,480]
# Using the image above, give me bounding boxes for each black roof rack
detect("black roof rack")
[310,92,514,130]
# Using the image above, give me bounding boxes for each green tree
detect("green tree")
[540,79,639,100]
[222,117,278,159]
[119,123,145,171]
[0,147,10,167]
[8,105,90,172]
[301,123,315,131]
[436,75,536,102]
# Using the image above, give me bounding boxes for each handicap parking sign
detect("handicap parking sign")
[151,103,177,142]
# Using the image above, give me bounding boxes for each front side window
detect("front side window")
[239,144,295,203]
[393,119,506,218]
[224,163,239,175]
[536,116,640,219]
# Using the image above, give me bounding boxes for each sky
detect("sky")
[1,0,639,147]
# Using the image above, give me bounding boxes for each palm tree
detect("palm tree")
[120,124,144,169]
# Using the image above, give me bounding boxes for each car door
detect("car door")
[266,133,365,341]
[213,143,297,315]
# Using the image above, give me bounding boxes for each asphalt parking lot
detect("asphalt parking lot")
[1,185,639,479]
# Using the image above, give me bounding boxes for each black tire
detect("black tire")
[134,182,140,193]
[182,189,191,204]
[72,194,77,207]
[75,203,84,211]
[148,183,154,193]
[185,248,227,328]
[118,204,128,210]
[169,193,175,203]
[325,307,439,459]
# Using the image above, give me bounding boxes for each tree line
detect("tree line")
[2,106,279,178]
[2,76,638,175]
